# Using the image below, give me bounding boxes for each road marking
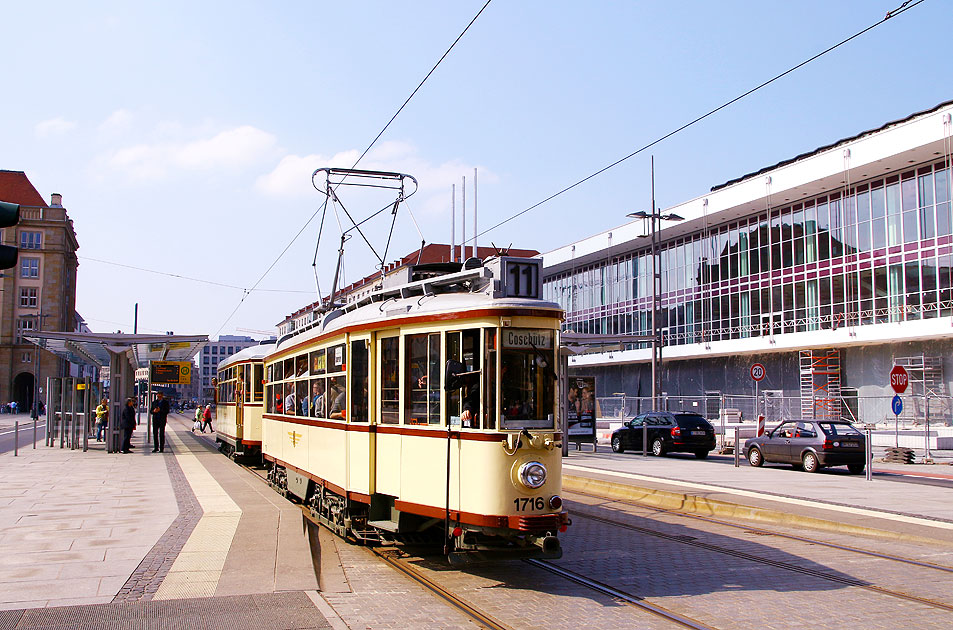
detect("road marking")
[564,463,953,531]
[153,430,242,599]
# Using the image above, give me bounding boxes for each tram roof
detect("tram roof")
[24,331,208,370]
[217,341,276,370]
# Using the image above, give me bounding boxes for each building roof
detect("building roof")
[711,98,953,191]
[0,170,48,207]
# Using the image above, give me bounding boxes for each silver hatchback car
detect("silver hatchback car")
[744,420,866,474]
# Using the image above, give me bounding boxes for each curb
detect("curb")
[563,474,948,546]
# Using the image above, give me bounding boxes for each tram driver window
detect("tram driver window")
[405,333,440,425]
[446,329,481,428]
[499,328,556,430]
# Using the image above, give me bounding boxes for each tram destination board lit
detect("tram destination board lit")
[150,361,192,385]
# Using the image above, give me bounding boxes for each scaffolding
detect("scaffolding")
[799,349,842,422]
[894,355,949,424]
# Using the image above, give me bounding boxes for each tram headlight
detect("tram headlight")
[518,461,547,489]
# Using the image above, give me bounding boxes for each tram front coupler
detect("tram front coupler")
[502,429,557,455]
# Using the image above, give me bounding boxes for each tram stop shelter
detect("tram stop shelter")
[23,331,207,453]
[559,332,653,455]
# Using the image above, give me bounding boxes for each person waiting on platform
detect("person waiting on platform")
[120,398,136,453]
[95,398,108,442]
[150,392,170,453]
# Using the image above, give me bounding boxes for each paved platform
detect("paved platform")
[0,413,347,629]
[563,447,953,543]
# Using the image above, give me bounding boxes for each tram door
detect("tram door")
[235,365,245,446]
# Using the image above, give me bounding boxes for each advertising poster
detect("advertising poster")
[567,376,596,442]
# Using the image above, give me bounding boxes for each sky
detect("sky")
[2,0,950,341]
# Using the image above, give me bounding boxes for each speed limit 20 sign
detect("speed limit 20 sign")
[750,363,766,382]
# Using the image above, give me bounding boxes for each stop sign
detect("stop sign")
[890,365,908,394]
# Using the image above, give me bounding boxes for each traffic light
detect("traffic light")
[0,201,20,270]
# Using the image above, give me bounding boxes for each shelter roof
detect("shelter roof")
[24,332,207,370]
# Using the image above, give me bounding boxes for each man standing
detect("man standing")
[151,392,170,453]
[120,398,136,453]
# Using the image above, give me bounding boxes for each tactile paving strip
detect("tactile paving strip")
[112,441,203,602]
[1,591,330,630]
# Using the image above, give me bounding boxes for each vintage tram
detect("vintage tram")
[258,255,568,562]
[215,342,274,459]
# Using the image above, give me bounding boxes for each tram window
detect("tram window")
[283,358,294,380]
[499,328,556,430]
[296,379,309,416]
[484,329,497,430]
[241,365,250,403]
[350,340,369,422]
[283,382,295,416]
[380,337,399,424]
[311,349,326,375]
[329,344,346,373]
[327,376,346,419]
[446,329,481,428]
[253,364,263,403]
[273,361,284,382]
[266,384,274,413]
[310,377,326,418]
[405,333,440,425]
[296,354,308,378]
[273,384,284,414]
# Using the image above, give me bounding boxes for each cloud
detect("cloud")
[35,117,76,138]
[99,125,280,183]
[98,109,134,134]
[255,141,496,217]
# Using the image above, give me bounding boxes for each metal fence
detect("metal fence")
[596,393,953,429]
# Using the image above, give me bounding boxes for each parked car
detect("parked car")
[610,412,716,458]
[744,420,866,473]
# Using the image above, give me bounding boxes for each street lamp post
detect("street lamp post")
[628,202,683,412]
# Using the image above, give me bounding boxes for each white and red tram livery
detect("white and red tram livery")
[261,256,569,561]
[215,343,274,459]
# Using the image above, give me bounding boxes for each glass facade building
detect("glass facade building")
[541,101,953,403]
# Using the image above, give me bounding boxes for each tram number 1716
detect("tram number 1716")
[514,497,545,511]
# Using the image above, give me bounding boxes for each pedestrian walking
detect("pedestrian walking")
[201,404,213,433]
[150,392,170,452]
[95,398,108,442]
[192,405,202,432]
[120,398,136,453]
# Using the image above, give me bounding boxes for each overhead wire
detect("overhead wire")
[212,0,493,337]
[79,256,313,294]
[470,0,927,244]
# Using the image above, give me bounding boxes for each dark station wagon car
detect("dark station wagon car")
[744,420,866,473]
[611,412,716,458]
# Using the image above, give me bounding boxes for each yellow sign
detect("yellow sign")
[148,341,191,352]
[77,384,86,390]
[288,431,301,447]
[150,361,193,385]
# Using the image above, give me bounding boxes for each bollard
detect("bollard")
[14,421,19,456]
[865,425,873,482]
[734,427,740,467]
[642,422,648,457]
[33,418,37,449]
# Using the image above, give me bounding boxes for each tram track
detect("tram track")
[570,507,953,614]
[565,487,953,573]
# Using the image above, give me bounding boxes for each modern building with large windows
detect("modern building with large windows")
[542,100,953,421]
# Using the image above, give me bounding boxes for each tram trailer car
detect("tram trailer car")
[215,343,275,460]
[261,256,569,563]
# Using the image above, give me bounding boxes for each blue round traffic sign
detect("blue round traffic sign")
[891,394,903,416]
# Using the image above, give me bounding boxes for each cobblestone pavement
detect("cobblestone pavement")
[0,591,330,629]
[566,491,953,608]
[376,495,953,630]
[112,441,202,602]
